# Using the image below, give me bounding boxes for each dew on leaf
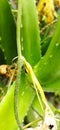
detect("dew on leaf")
[21,37,23,42]
[49,55,53,58]
[0,37,1,41]
[5,57,7,60]
[56,42,60,47]
[21,46,23,51]
[41,57,44,59]
[2,48,5,52]
[21,24,23,28]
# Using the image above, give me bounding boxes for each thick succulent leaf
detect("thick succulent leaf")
[21,0,41,66]
[43,78,60,92]
[18,74,35,122]
[0,83,16,130]
[34,15,60,91]
[0,74,35,130]
[0,0,17,64]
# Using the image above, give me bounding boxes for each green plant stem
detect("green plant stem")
[14,0,23,130]
[14,0,56,128]
[17,0,22,57]
[23,118,42,129]
[23,57,47,107]
[23,57,57,128]
[40,19,57,34]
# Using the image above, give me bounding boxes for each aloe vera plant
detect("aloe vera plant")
[0,0,60,130]
[21,0,41,66]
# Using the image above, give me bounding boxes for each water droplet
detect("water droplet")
[41,57,44,59]
[56,43,60,47]
[21,46,23,51]
[21,38,23,42]
[2,48,4,52]
[21,24,23,28]
[49,55,53,58]
[0,37,1,41]
[5,57,7,60]
[21,91,24,96]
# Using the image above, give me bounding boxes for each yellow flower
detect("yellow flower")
[36,0,60,23]
[54,0,60,7]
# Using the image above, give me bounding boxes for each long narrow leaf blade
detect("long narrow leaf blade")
[0,0,17,64]
[21,0,41,66]
[0,74,35,130]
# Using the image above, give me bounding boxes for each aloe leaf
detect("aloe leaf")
[43,78,60,92]
[21,0,41,66]
[18,74,35,122]
[0,83,16,130]
[0,0,17,64]
[34,15,60,88]
[0,74,35,130]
